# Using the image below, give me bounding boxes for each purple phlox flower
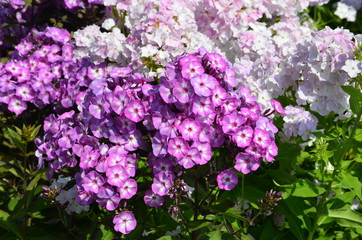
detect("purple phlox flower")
[8,96,27,115]
[222,112,246,134]
[159,79,177,104]
[210,126,225,147]
[5,61,22,76]
[233,126,254,148]
[120,154,137,177]
[181,60,204,79]
[90,118,111,138]
[16,84,34,101]
[109,133,127,145]
[106,165,128,187]
[47,45,63,62]
[217,169,238,191]
[110,67,132,78]
[172,78,194,103]
[115,115,136,134]
[270,100,285,116]
[118,178,137,199]
[0,74,16,92]
[97,185,114,199]
[245,143,264,159]
[224,67,236,87]
[76,186,94,206]
[222,97,239,115]
[58,129,78,149]
[192,96,214,117]
[192,141,212,165]
[240,107,259,121]
[108,145,128,156]
[124,100,145,122]
[190,74,217,97]
[265,141,278,163]
[167,137,190,159]
[16,39,33,56]
[96,155,109,173]
[179,54,200,66]
[253,129,272,149]
[123,129,143,151]
[90,78,111,96]
[107,153,126,167]
[152,132,168,157]
[212,86,227,107]
[88,96,108,119]
[113,211,137,234]
[178,147,201,169]
[178,118,201,141]
[97,192,120,211]
[199,123,212,143]
[144,190,164,207]
[45,27,71,43]
[255,117,278,134]
[153,157,174,175]
[62,44,74,61]
[203,52,228,74]
[235,153,260,174]
[238,87,256,106]
[87,64,106,80]
[35,45,52,59]
[83,171,105,194]
[16,67,31,82]
[152,171,174,196]
[151,107,175,130]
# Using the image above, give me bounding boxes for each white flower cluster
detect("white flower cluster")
[282,106,318,141]
[334,0,362,22]
[50,176,89,214]
[74,25,135,66]
[72,0,361,117]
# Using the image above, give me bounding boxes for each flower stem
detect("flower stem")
[307,108,362,240]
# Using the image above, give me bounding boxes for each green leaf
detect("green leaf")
[340,174,362,200]
[99,225,114,240]
[277,201,306,240]
[341,86,362,114]
[8,198,19,212]
[187,220,211,232]
[157,236,182,240]
[328,209,362,228]
[26,172,43,191]
[341,86,362,100]
[24,0,32,7]
[0,210,23,239]
[276,179,325,198]
[28,125,41,142]
[260,220,279,240]
[207,229,222,240]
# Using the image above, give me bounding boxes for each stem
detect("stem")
[56,205,79,240]
[249,211,262,226]
[191,168,200,240]
[177,209,192,238]
[307,109,362,240]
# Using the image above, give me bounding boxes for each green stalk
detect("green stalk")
[307,109,362,240]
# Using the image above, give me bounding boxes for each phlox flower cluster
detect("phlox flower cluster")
[0,27,83,115]
[334,0,362,22]
[282,106,318,141]
[36,65,146,234]
[292,27,361,117]
[71,0,361,119]
[48,176,90,214]
[35,50,282,234]
[0,0,34,56]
